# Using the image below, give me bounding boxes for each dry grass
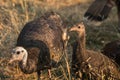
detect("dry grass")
[0,0,120,80]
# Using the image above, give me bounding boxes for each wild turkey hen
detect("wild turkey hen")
[69,22,120,80]
[9,12,65,80]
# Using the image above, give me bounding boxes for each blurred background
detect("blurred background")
[0,0,119,80]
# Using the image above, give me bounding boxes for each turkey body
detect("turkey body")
[17,12,64,64]
[101,40,120,66]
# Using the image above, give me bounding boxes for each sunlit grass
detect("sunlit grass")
[0,0,119,80]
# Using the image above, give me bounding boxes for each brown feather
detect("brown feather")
[84,0,114,21]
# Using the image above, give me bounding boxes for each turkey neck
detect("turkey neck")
[77,31,86,61]
[21,51,28,67]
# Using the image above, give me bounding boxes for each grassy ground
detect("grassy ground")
[0,0,120,80]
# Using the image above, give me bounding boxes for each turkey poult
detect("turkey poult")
[101,40,120,66]
[9,12,65,80]
[69,22,120,80]
[84,0,120,27]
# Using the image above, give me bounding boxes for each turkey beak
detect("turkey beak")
[9,59,14,64]
[68,27,72,32]
[68,27,75,32]
[8,54,16,64]
[69,28,73,32]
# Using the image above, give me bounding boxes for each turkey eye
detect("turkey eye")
[78,26,81,28]
[16,51,20,54]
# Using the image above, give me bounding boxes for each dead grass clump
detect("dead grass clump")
[0,0,119,80]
